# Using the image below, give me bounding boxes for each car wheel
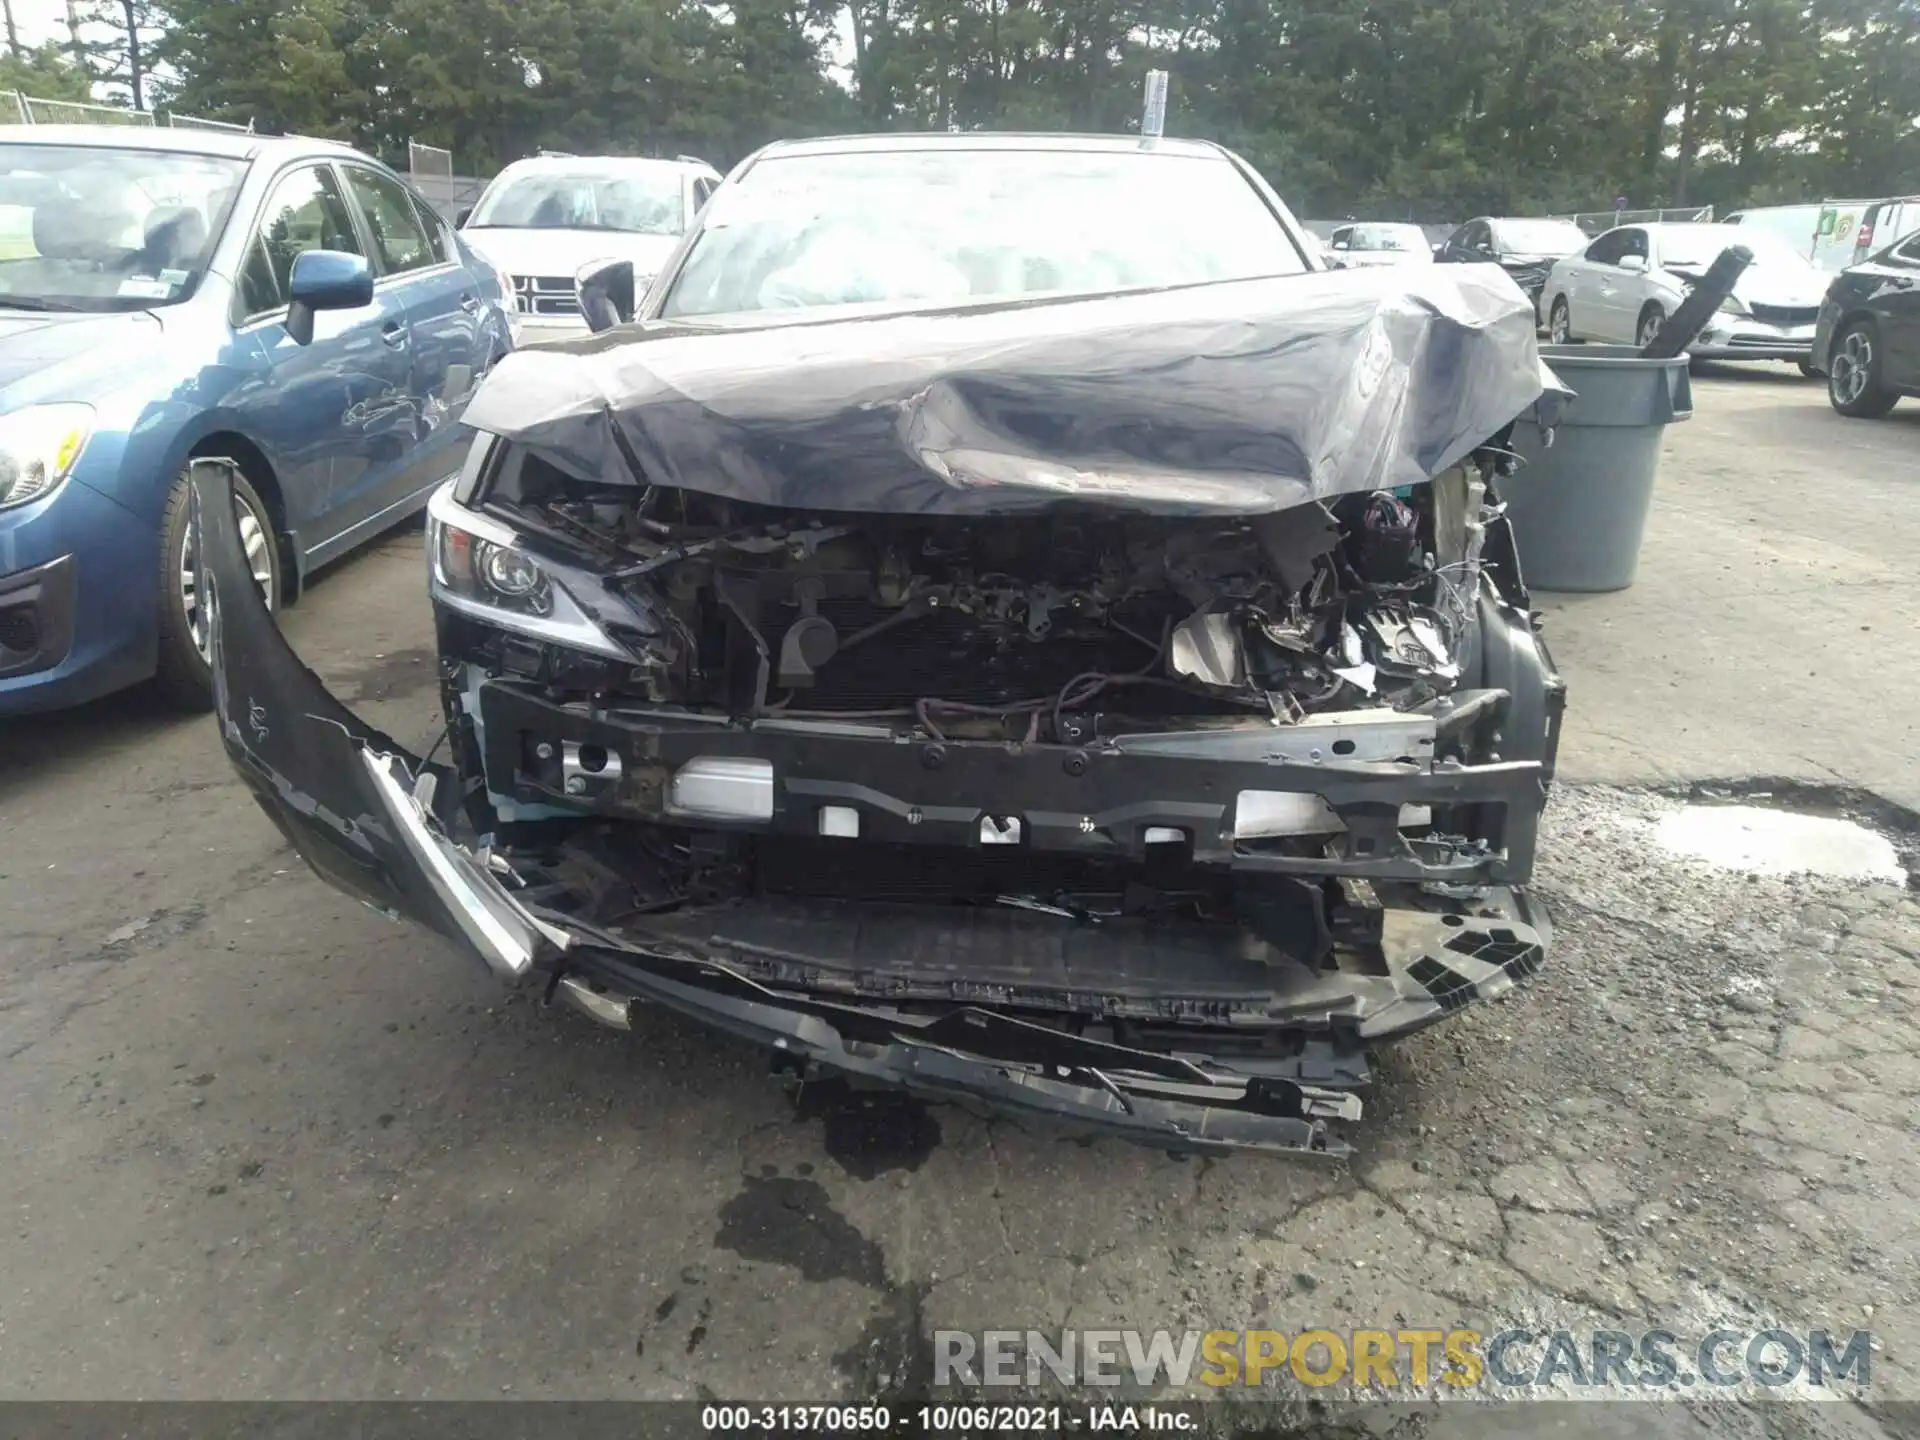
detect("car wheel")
[1635,305,1666,350]
[155,465,279,711]
[1797,359,1818,378]
[1548,297,1572,344]
[1826,322,1899,418]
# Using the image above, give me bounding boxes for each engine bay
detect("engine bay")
[484,446,1509,740]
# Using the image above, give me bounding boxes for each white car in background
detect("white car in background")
[458,152,723,343]
[1541,222,1833,368]
[1326,222,1433,267]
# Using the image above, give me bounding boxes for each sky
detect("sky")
[6,0,70,49]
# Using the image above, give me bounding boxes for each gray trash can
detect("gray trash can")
[1505,344,1692,592]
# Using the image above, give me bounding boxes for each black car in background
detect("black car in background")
[1436,216,1592,314]
[1811,228,1920,418]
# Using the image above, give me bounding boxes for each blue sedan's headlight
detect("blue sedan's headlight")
[0,403,93,510]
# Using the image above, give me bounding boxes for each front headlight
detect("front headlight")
[0,403,93,510]
[432,512,555,618]
[425,484,633,660]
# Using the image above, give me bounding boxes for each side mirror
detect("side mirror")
[455,206,474,228]
[1620,254,1648,272]
[285,249,374,346]
[577,257,636,334]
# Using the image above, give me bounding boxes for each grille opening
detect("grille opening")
[0,610,38,654]
[513,275,582,317]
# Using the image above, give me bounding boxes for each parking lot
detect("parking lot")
[1,365,1916,1431]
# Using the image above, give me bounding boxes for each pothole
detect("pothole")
[1655,803,1907,884]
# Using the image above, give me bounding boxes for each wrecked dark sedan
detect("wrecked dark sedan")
[196,134,1568,1157]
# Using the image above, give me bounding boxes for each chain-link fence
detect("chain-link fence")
[12,92,156,126]
[11,92,256,133]
[408,140,454,184]
[409,140,487,222]
[1553,205,1716,235]
[165,112,255,134]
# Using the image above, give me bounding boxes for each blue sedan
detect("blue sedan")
[0,125,513,713]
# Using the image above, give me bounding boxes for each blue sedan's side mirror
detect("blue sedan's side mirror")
[286,249,374,346]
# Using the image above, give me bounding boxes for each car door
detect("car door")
[1586,228,1646,341]
[1547,237,1593,327]
[228,161,416,560]
[1560,229,1618,337]
[334,161,491,537]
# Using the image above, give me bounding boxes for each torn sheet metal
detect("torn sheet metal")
[464,265,1569,517]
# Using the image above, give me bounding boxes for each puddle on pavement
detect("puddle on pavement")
[1656,804,1908,884]
[794,1079,942,1181]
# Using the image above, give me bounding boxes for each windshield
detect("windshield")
[661,148,1311,319]
[1346,224,1425,252]
[0,143,245,313]
[1657,225,1814,271]
[467,167,686,234]
[1492,219,1588,255]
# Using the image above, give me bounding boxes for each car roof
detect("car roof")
[749,132,1235,163]
[1640,221,1728,233]
[0,123,362,164]
[495,152,717,174]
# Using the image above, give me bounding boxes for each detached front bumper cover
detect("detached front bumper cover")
[194,460,1550,1158]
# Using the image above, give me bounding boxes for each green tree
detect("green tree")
[157,0,369,138]
[130,0,1920,218]
[79,0,168,110]
[0,41,94,101]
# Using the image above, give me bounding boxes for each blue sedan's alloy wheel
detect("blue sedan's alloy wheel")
[156,467,278,711]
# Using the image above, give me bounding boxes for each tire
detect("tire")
[1797,359,1818,378]
[1548,296,1572,345]
[154,465,280,711]
[1635,305,1666,351]
[1826,320,1899,418]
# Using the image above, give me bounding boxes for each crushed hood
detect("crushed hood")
[463,264,1566,517]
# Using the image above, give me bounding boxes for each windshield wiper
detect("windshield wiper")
[0,296,87,312]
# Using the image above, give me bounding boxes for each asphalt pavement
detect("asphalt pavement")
[1,365,1916,1436]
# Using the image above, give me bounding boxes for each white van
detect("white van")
[1849,196,1920,262]
[1724,197,1920,271]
